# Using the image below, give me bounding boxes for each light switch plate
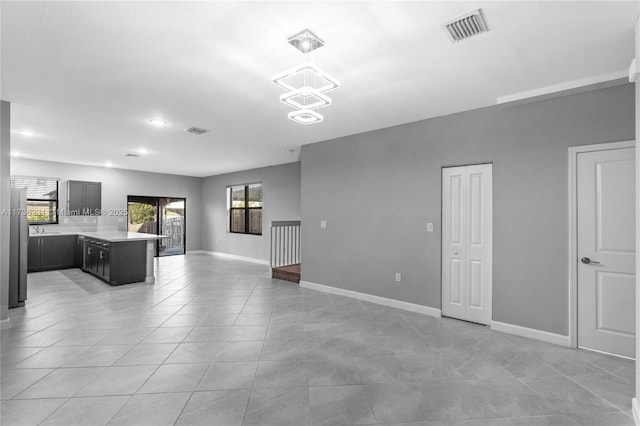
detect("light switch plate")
[320,220,327,228]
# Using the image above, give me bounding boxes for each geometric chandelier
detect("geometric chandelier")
[272,29,340,125]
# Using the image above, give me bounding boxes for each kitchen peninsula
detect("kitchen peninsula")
[28,231,168,285]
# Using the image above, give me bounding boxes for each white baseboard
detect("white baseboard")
[0,318,11,330]
[186,250,208,255]
[633,398,640,425]
[299,280,441,318]
[491,320,570,347]
[188,250,269,266]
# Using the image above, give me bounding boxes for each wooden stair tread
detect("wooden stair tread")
[272,263,300,283]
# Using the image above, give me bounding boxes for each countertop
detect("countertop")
[29,231,170,242]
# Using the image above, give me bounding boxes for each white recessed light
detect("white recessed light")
[18,130,37,136]
[105,161,113,168]
[11,151,21,157]
[138,147,148,155]
[149,118,167,126]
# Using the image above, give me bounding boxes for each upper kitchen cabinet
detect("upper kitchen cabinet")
[68,180,102,215]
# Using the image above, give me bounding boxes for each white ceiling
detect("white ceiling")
[2,1,638,177]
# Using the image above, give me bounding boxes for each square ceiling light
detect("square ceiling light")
[288,109,323,124]
[272,62,339,93]
[273,29,338,125]
[287,29,324,53]
[280,87,331,111]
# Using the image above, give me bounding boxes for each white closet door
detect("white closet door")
[442,164,492,325]
[442,167,467,320]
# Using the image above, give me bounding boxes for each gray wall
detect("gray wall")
[201,162,301,261]
[1,101,10,323]
[300,83,635,336]
[10,158,203,252]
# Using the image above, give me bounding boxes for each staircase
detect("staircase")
[270,221,301,283]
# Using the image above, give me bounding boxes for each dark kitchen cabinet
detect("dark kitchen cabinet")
[75,236,85,268]
[83,238,145,285]
[85,239,98,273]
[28,235,77,272]
[100,246,111,280]
[27,237,40,271]
[95,241,110,279]
[68,180,101,215]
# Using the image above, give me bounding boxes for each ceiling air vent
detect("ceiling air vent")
[185,126,209,135]
[443,9,488,43]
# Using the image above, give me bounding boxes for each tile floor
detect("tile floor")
[1,254,636,426]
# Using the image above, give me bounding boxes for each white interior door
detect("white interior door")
[577,147,635,358]
[442,164,493,325]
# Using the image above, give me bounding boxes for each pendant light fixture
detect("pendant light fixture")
[272,29,339,125]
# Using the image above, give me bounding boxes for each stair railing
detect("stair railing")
[270,221,301,268]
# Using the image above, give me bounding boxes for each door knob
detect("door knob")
[581,257,600,265]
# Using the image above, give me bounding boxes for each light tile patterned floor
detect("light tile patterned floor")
[1,254,635,425]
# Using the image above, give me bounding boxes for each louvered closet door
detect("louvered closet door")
[442,164,493,325]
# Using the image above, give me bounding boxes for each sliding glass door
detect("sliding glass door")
[159,198,185,256]
[127,196,186,256]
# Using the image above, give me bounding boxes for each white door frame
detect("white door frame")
[568,140,636,350]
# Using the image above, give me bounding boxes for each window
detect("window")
[228,183,262,235]
[10,176,59,225]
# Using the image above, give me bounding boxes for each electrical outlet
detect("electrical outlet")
[320,220,327,228]
[395,273,401,282]
[83,217,88,223]
[427,222,434,232]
